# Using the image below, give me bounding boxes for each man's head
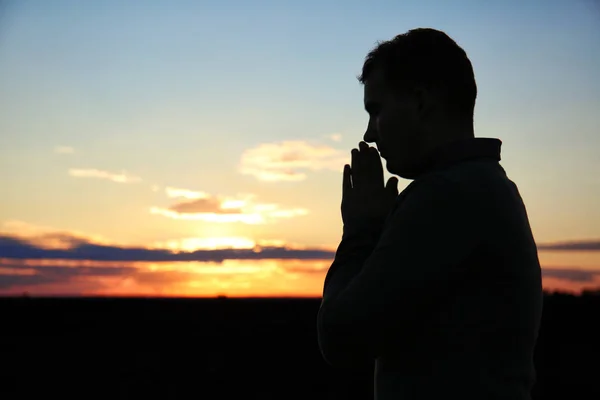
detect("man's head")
[359,28,477,179]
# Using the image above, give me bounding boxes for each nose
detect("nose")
[363,119,378,143]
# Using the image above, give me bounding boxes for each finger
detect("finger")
[350,148,361,187]
[386,176,399,195]
[358,141,369,152]
[343,164,352,194]
[354,142,372,188]
[368,146,384,185]
[356,143,383,188]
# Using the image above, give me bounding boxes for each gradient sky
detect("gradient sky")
[1,0,599,296]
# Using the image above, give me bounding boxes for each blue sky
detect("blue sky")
[0,0,599,295]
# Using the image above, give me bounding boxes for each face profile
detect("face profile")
[362,67,431,179]
[358,28,478,180]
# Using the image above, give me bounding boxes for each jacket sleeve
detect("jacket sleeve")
[317,175,481,368]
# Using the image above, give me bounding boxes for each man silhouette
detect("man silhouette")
[317,28,543,400]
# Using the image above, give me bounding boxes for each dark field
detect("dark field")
[1,291,599,400]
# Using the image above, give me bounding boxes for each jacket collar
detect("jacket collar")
[424,137,502,173]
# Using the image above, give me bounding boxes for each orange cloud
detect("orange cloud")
[2,257,599,297]
[238,140,348,182]
[0,223,334,262]
[2,221,598,297]
[68,168,141,183]
[151,190,308,224]
[1,220,110,249]
[0,258,330,297]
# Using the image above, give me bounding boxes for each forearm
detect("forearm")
[322,225,382,301]
[318,225,383,367]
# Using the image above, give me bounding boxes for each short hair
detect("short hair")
[358,28,477,120]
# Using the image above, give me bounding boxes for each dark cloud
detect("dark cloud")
[541,267,600,283]
[2,232,599,293]
[537,240,600,251]
[0,234,335,262]
[169,198,242,214]
[0,273,57,289]
[0,264,135,289]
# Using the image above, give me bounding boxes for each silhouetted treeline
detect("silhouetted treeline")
[0,290,598,399]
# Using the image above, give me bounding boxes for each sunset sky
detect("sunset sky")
[1,0,599,296]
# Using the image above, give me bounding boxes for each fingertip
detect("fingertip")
[386,176,399,188]
[343,164,352,191]
[343,164,351,180]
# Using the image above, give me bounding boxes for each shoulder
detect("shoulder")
[393,161,497,222]
[380,164,486,249]
[405,160,505,199]
[400,167,470,203]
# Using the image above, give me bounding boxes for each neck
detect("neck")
[425,123,474,152]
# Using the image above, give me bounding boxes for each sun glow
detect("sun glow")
[154,237,257,251]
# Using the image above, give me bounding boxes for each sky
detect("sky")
[0,0,599,297]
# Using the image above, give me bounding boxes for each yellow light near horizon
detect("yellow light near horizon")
[0,256,597,297]
[156,237,257,251]
[149,207,265,224]
[220,199,247,209]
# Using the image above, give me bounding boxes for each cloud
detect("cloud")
[164,187,208,199]
[0,227,336,294]
[0,263,135,290]
[0,233,335,262]
[3,222,598,295]
[54,146,74,154]
[68,169,142,183]
[239,140,348,182]
[0,257,329,295]
[328,133,343,142]
[151,189,308,224]
[537,240,600,251]
[1,220,109,249]
[541,267,600,283]
[1,228,600,295]
[169,197,226,214]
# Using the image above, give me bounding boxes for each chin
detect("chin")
[386,159,421,180]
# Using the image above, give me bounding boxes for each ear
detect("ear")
[413,87,433,120]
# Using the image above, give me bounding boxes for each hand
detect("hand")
[341,142,399,233]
